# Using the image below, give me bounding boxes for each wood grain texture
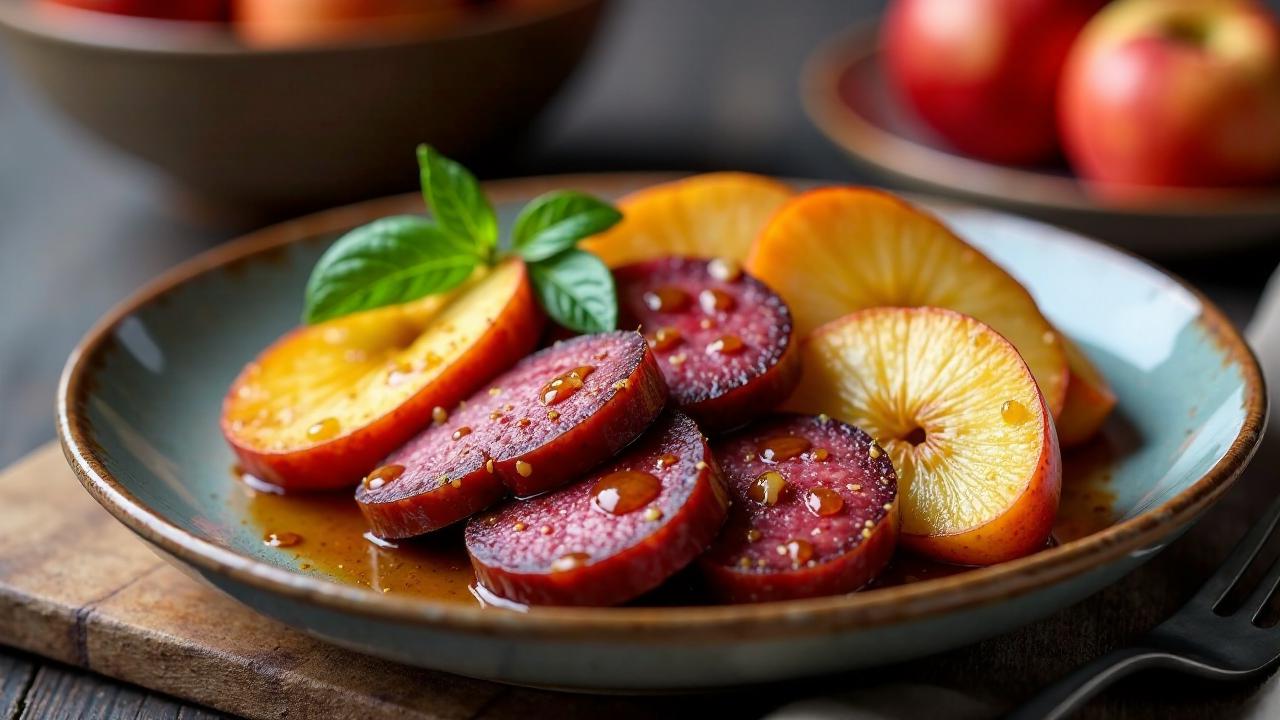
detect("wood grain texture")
[0,654,36,720]
[0,445,740,720]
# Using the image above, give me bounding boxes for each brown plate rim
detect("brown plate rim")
[57,173,1267,642]
[801,23,1280,218]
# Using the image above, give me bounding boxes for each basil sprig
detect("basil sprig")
[304,145,621,333]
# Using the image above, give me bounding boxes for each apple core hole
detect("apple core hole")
[903,426,927,446]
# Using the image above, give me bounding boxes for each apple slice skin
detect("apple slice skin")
[221,263,543,492]
[1057,337,1117,447]
[357,331,669,538]
[789,307,1063,567]
[745,187,1069,419]
[581,172,794,267]
[465,411,728,607]
[614,257,802,434]
[903,414,1061,566]
[700,414,899,603]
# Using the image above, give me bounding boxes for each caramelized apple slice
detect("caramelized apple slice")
[581,173,793,267]
[787,308,1062,565]
[747,188,1069,417]
[222,259,543,491]
[1057,336,1118,447]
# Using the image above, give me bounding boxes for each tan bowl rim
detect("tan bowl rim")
[58,173,1267,642]
[0,0,599,57]
[801,22,1280,218]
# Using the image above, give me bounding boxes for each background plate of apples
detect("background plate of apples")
[803,0,1280,256]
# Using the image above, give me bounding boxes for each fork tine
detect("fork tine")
[1191,493,1280,610]
[1246,550,1280,623]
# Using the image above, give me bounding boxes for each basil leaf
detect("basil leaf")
[528,249,617,334]
[304,215,477,324]
[417,144,497,257]
[511,190,623,262]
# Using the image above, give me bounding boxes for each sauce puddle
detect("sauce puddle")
[234,474,476,603]
[232,435,1119,605]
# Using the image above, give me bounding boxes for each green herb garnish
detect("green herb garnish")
[303,145,622,333]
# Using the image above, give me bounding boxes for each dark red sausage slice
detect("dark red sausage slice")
[700,414,898,603]
[613,257,800,434]
[356,331,668,538]
[466,411,729,606]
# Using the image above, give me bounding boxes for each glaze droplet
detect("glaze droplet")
[708,257,742,282]
[591,471,661,515]
[805,487,845,517]
[306,417,340,441]
[643,286,691,313]
[551,552,591,572]
[1001,399,1031,425]
[647,326,683,352]
[705,334,745,355]
[784,538,814,565]
[699,288,736,313]
[363,463,405,490]
[758,435,811,462]
[748,470,787,506]
[539,366,595,405]
[263,531,302,548]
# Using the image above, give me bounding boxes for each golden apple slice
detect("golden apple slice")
[581,172,793,267]
[787,307,1062,565]
[1057,336,1118,447]
[222,259,543,491]
[746,187,1069,417]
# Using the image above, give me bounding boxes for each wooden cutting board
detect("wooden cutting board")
[0,442,1277,719]
[0,444,741,720]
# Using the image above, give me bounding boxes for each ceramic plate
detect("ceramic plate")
[802,25,1280,256]
[58,174,1265,691]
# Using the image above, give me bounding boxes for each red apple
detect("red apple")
[1060,0,1280,190]
[232,0,468,46]
[41,0,228,21]
[883,0,1105,165]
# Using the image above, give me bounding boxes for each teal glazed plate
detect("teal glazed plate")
[58,174,1266,691]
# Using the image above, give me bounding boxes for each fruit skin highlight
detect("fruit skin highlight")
[1059,0,1280,191]
[233,0,467,46]
[747,186,1068,418]
[787,307,1062,566]
[883,0,1104,165]
[222,259,543,491]
[581,172,793,267]
[1057,337,1118,447]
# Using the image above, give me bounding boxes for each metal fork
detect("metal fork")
[1010,493,1280,719]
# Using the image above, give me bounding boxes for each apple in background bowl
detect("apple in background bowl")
[1059,0,1280,191]
[882,0,1106,166]
[40,0,227,21]
[232,0,473,47]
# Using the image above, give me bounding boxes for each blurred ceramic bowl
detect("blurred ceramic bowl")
[803,25,1280,257]
[0,0,604,214]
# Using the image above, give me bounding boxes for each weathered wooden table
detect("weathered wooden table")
[3,1,1280,717]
